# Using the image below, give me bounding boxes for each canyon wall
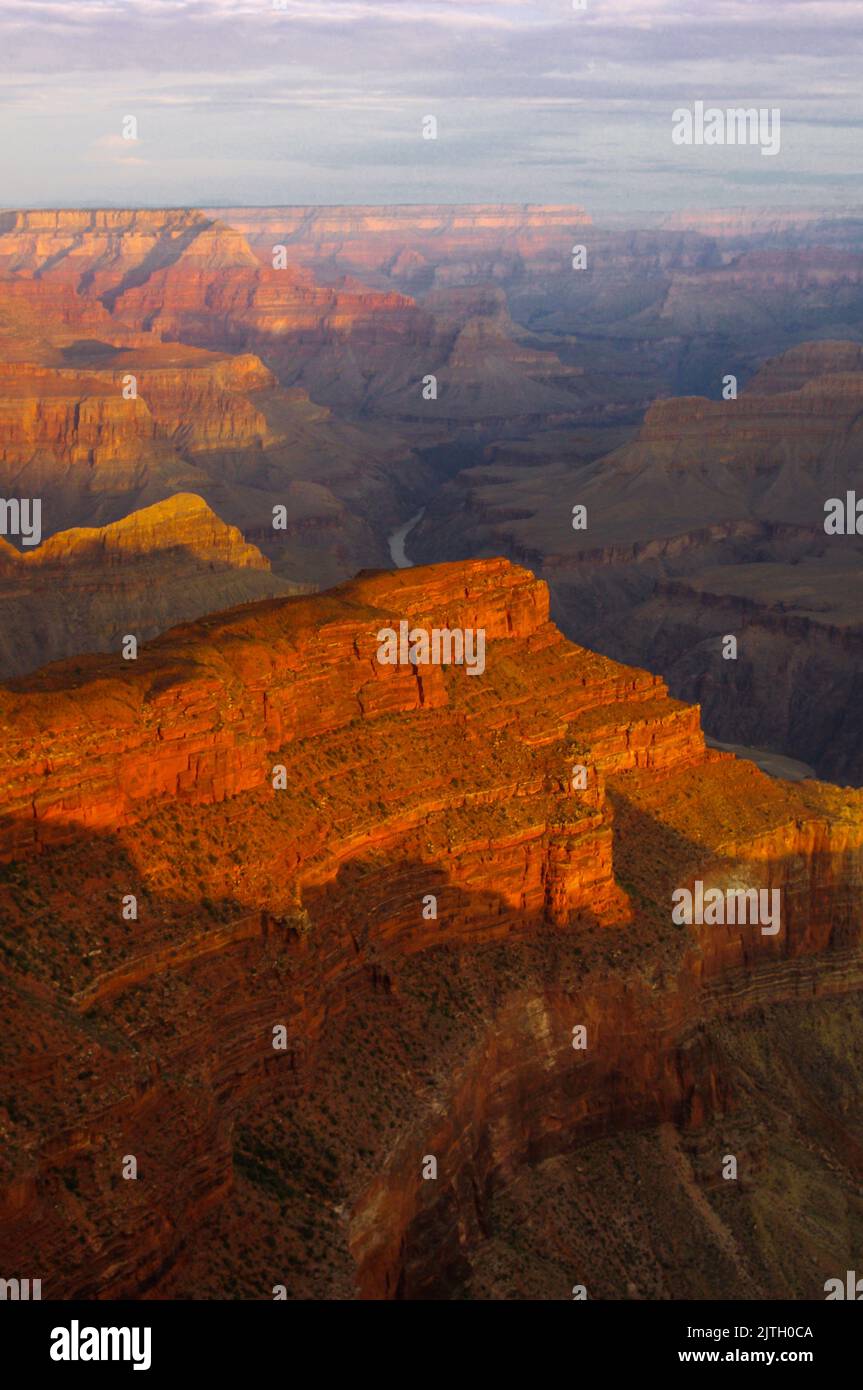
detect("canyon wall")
[0,493,305,681]
[1,559,862,1298]
[410,341,863,783]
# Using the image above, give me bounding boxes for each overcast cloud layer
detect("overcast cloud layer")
[0,0,861,213]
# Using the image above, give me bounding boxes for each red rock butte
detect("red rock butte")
[0,557,694,858]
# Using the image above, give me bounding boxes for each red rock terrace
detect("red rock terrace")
[0,557,862,1298]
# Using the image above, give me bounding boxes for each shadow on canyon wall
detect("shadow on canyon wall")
[1,802,862,1301]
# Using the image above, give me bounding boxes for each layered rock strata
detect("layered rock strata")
[0,559,861,1298]
[0,493,304,680]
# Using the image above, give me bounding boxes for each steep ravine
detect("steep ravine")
[348,796,863,1298]
[351,953,863,1299]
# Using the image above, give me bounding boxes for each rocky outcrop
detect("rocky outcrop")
[0,493,305,680]
[0,558,861,1300]
[0,557,687,858]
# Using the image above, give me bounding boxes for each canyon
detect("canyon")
[1,202,863,1299]
[410,338,863,784]
[3,206,863,788]
[0,558,861,1298]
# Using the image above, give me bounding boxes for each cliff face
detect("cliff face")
[210,204,594,289]
[0,351,275,459]
[109,228,431,367]
[410,340,863,783]
[0,557,861,1300]
[0,493,303,681]
[125,353,276,451]
[0,209,434,389]
[0,209,442,583]
[0,362,161,468]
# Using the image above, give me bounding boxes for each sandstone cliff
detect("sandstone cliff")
[0,209,437,582]
[0,493,305,681]
[0,558,861,1299]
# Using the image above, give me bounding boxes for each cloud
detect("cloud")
[87,130,150,166]
[0,0,861,210]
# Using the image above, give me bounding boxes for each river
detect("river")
[705,737,816,783]
[387,508,426,569]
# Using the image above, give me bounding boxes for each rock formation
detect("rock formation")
[411,341,863,783]
[2,202,863,782]
[209,204,594,289]
[0,492,305,680]
[0,210,444,585]
[0,557,861,1299]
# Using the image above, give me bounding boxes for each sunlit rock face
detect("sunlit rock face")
[0,492,306,681]
[0,557,861,1299]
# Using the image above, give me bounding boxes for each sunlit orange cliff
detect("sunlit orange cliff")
[0,557,862,1299]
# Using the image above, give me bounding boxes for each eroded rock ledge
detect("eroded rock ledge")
[0,558,861,1299]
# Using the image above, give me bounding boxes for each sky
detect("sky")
[0,0,861,214]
